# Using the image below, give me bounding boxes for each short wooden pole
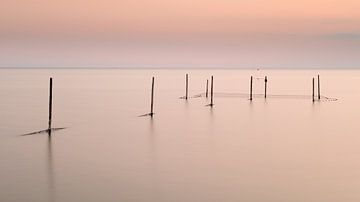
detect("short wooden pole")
[206,79,209,98]
[210,76,214,106]
[317,74,321,100]
[264,76,268,98]
[312,77,315,102]
[185,74,188,100]
[250,76,253,101]
[48,78,53,132]
[150,77,155,116]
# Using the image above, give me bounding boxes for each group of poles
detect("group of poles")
[146,74,322,116]
[181,74,267,102]
[41,75,322,129]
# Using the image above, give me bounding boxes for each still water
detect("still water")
[1,69,360,202]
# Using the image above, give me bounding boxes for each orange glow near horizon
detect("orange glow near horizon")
[2,0,360,32]
[0,0,360,68]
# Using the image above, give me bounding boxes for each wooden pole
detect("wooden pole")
[150,77,155,116]
[48,78,53,131]
[312,77,315,102]
[185,74,188,100]
[264,76,268,98]
[210,76,214,106]
[317,74,321,100]
[250,76,253,101]
[206,79,209,98]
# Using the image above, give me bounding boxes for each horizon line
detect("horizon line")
[1,66,360,70]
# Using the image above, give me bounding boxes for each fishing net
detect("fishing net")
[188,92,338,102]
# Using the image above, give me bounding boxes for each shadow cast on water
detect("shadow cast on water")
[139,113,154,117]
[20,127,66,136]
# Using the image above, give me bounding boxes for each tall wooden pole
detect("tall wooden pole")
[185,74,188,100]
[312,77,315,102]
[317,74,321,100]
[48,78,53,131]
[210,76,214,106]
[250,76,253,101]
[264,76,268,98]
[206,79,209,98]
[150,77,155,116]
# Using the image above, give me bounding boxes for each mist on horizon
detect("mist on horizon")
[1,0,360,68]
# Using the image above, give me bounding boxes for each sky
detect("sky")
[1,0,360,68]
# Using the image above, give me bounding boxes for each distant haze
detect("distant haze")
[1,0,360,68]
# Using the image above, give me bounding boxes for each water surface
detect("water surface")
[1,69,360,202]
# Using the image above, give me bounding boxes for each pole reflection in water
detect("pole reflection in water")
[47,130,55,202]
[148,117,159,200]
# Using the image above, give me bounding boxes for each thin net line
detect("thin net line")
[191,92,338,101]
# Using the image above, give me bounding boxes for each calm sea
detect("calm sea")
[1,69,360,202]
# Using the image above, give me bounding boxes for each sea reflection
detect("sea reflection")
[47,130,55,202]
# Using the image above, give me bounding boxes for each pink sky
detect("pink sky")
[1,0,359,68]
